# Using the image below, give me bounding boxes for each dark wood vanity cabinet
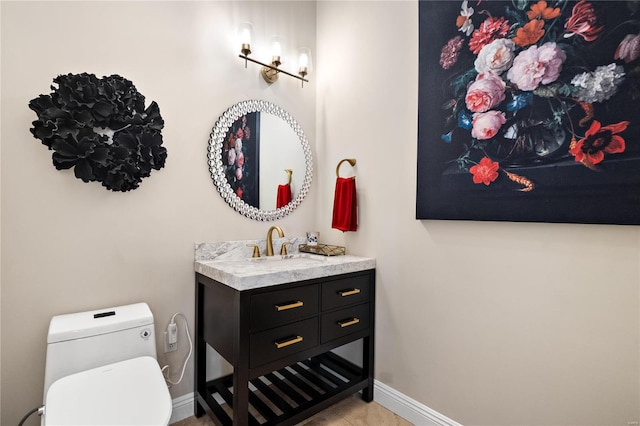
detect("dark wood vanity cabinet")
[194,269,375,426]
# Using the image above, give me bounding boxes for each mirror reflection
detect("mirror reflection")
[208,100,312,221]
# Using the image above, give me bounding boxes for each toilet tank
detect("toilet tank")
[43,303,158,400]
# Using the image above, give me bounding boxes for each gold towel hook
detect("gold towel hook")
[285,169,292,185]
[336,158,356,178]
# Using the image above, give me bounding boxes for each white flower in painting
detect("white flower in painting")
[571,63,625,103]
[457,0,474,36]
[474,38,516,75]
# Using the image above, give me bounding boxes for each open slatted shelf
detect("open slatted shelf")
[202,353,367,426]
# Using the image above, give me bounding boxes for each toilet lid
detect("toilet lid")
[44,356,172,426]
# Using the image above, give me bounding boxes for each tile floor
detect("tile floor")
[172,395,413,426]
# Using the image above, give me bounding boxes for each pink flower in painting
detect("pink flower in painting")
[465,72,506,113]
[440,36,465,70]
[506,42,566,91]
[615,34,640,63]
[471,110,506,140]
[227,148,236,166]
[236,151,245,168]
[235,167,243,180]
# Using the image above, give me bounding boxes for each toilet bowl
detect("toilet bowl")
[42,303,172,425]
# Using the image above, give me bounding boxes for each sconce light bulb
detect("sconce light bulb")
[271,41,282,57]
[298,53,309,69]
[240,28,251,45]
[238,23,253,59]
[271,41,282,67]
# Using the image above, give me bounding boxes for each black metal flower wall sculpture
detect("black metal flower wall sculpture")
[29,73,167,192]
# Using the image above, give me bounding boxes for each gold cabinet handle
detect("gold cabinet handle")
[339,288,361,297]
[275,335,303,349]
[275,300,304,311]
[338,318,360,328]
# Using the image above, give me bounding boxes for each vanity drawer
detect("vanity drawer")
[250,317,318,368]
[251,284,319,331]
[321,275,370,311]
[321,303,370,344]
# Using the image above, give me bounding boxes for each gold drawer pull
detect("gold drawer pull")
[275,335,303,349]
[338,318,360,328]
[339,288,361,297]
[275,300,304,311]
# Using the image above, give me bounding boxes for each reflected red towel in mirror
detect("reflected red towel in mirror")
[276,184,292,208]
[332,177,357,232]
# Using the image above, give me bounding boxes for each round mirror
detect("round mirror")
[208,100,313,221]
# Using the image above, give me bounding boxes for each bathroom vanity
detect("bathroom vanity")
[194,242,375,426]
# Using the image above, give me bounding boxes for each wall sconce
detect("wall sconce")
[260,37,282,84]
[238,22,253,66]
[237,23,310,88]
[297,47,312,88]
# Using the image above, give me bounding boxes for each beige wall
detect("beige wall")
[0,1,3,417]
[2,1,639,426]
[316,1,639,425]
[0,2,316,424]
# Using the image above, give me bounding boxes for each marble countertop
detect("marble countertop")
[194,239,375,291]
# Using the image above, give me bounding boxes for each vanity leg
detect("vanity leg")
[195,280,206,417]
[361,335,375,402]
[232,291,251,425]
[362,275,376,403]
[233,364,250,425]
[195,399,205,418]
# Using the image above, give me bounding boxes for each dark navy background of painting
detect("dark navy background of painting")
[416,0,640,224]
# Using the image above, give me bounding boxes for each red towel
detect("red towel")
[276,184,292,208]
[332,177,357,232]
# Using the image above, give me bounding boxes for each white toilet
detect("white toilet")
[42,302,172,425]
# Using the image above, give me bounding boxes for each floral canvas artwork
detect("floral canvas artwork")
[416,0,640,224]
[221,112,260,208]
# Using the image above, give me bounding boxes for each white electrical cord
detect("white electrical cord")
[161,312,193,386]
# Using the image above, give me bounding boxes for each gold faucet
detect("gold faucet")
[266,226,285,256]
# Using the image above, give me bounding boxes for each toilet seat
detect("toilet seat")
[44,356,172,426]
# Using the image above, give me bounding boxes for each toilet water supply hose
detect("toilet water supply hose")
[18,406,44,426]
[162,312,193,386]
[18,312,192,424]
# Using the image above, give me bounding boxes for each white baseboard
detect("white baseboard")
[373,380,462,426]
[169,392,195,424]
[169,383,462,426]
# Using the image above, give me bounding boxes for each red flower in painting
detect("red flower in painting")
[469,17,510,54]
[236,187,243,198]
[469,157,500,185]
[569,120,629,165]
[564,0,603,42]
